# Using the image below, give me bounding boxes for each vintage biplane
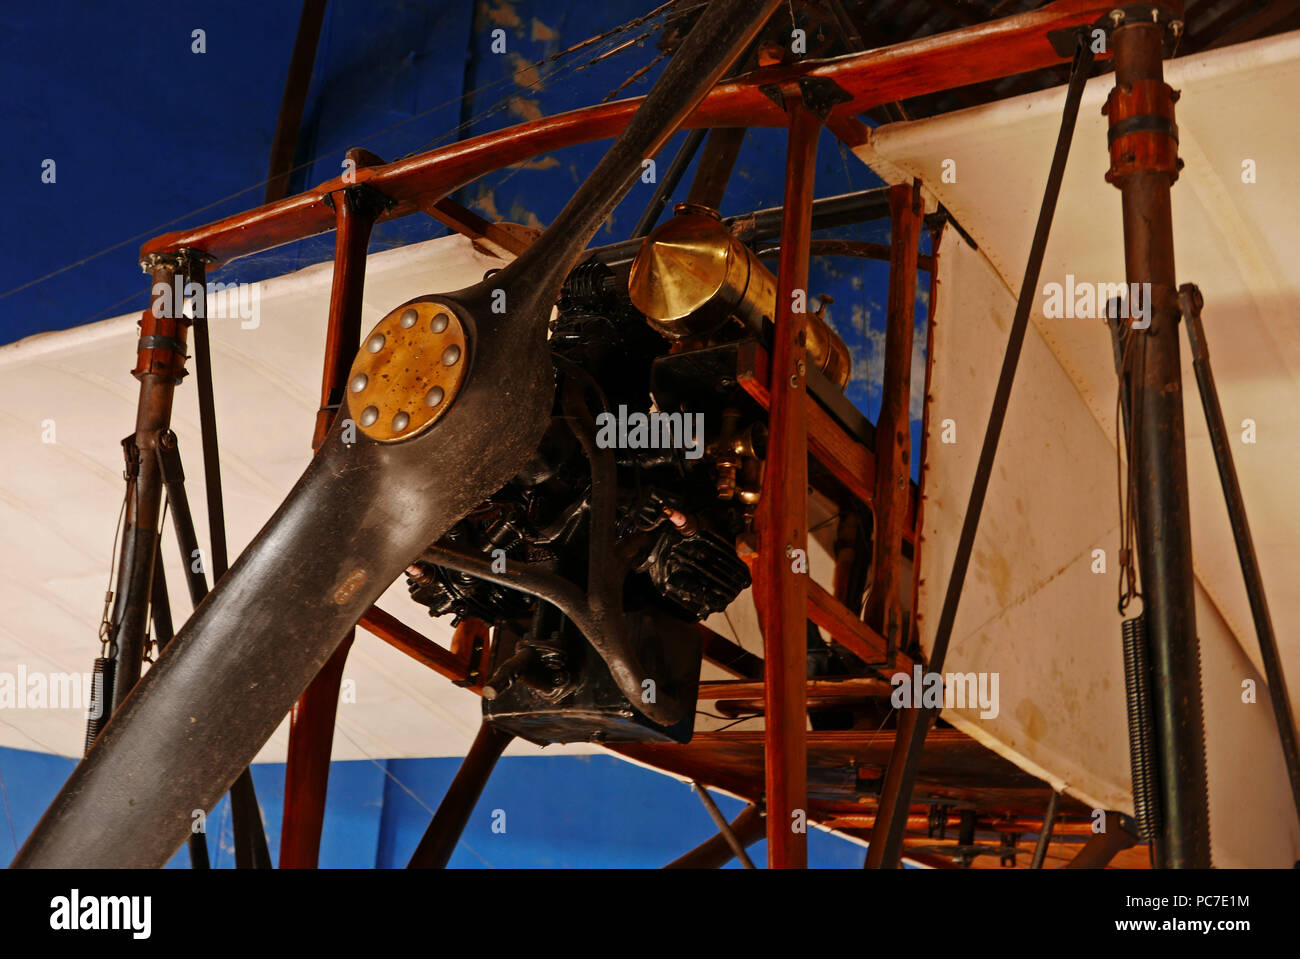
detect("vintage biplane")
[7,0,1300,869]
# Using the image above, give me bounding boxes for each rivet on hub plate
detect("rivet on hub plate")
[360,405,379,427]
[366,333,386,354]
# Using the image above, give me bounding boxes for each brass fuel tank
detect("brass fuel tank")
[628,202,851,389]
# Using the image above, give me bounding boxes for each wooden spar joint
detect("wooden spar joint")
[1099,3,1185,185]
[1103,77,1182,184]
[134,249,210,384]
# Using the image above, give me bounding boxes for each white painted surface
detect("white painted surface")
[856,32,1300,865]
[0,234,595,763]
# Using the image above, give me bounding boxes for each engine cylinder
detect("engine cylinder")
[628,202,851,388]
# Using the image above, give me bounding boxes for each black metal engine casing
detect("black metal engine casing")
[483,607,701,745]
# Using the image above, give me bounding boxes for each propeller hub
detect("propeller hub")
[345,299,469,442]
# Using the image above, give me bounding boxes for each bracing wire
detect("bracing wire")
[1,0,691,312]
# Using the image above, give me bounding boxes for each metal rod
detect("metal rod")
[149,552,211,869]
[756,238,935,272]
[685,126,747,210]
[178,260,272,866]
[692,783,756,868]
[187,256,230,585]
[666,803,765,868]
[110,254,195,712]
[633,127,708,237]
[866,35,1095,869]
[408,722,514,868]
[155,430,271,868]
[1108,14,1209,869]
[1180,283,1300,827]
[591,187,893,270]
[155,432,211,609]
[1030,790,1060,869]
[757,95,819,870]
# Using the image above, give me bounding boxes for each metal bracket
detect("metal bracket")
[797,76,852,119]
[759,77,852,120]
[1046,25,1092,60]
[1094,4,1184,52]
[758,82,785,112]
[120,434,140,482]
[138,248,212,276]
[323,183,395,219]
[453,628,487,688]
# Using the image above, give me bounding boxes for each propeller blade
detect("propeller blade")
[15,0,779,868]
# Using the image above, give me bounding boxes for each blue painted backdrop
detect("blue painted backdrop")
[0,0,928,866]
[0,746,864,868]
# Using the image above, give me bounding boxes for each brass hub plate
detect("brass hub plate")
[345,300,468,443]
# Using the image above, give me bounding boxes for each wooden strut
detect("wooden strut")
[863,181,923,660]
[755,94,819,870]
[280,168,380,869]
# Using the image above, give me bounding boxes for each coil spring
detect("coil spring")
[83,656,115,757]
[1122,614,1161,842]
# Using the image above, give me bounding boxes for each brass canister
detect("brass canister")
[628,203,851,389]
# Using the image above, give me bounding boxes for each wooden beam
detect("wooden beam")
[754,99,819,870]
[863,181,922,656]
[699,676,894,700]
[420,196,537,258]
[738,343,918,535]
[699,624,765,680]
[358,606,471,687]
[808,579,915,672]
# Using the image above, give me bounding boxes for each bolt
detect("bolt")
[431,311,450,333]
[1109,9,1125,27]
[365,333,385,353]
[399,308,418,329]
[392,411,410,432]
[425,385,445,407]
[442,344,461,366]
[349,373,368,393]
[360,405,379,427]
[1170,19,1183,37]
